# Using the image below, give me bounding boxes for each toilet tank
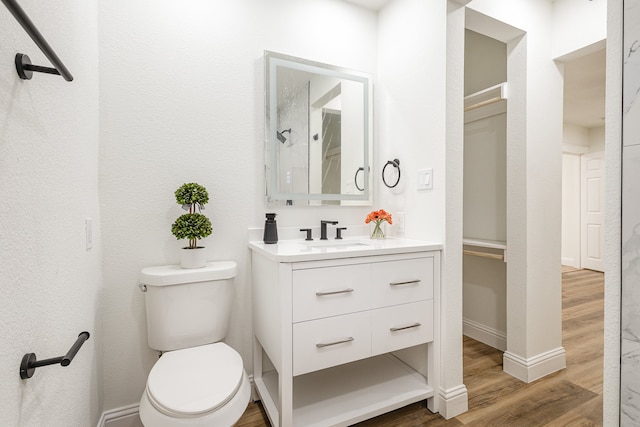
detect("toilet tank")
[140,261,237,352]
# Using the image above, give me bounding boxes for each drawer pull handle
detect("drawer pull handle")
[316,337,354,348]
[316,288,354,296]
[390,322,421,332]
[389,279,421,286]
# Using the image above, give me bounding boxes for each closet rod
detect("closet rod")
[1,0,73,81]
[464,96,503,112]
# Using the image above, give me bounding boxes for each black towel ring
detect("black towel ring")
[354,167,367,192]
[382,159,401,188]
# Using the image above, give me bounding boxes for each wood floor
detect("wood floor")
[236,268,604,427]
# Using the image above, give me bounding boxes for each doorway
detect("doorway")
[561,48,606,273]
[462,30,508,352]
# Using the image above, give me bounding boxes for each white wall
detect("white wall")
[463,113,507,241]
[564,122,590,150]
[589,125,606,152]
[463,110,507,345]
[463,29,506,242]
[604,0,622,423]
[562,124,605,152]
[377,0,447,242]
[552,0,607,60]
[98,0,378,411]
[377,0,461,415]
[0,0,101,425]
[463,257,507,345]
[464,29,507,96]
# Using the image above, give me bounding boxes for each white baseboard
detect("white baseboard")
[97,403,141,427]
[463,318,507,351]
[436,384,469,419]
[561,257,578,268]
[97,375,258,427]
[503,347,566,383]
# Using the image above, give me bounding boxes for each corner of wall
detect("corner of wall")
[603,0,622,424]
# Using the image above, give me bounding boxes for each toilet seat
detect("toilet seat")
[146,343,244,417]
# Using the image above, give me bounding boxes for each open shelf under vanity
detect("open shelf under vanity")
[255,353,433,427]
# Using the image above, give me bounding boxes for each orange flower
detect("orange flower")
[365,209,393,225]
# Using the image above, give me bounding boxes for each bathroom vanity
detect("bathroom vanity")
[249,237,442,427]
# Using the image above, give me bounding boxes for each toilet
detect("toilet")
[138,261,250,427]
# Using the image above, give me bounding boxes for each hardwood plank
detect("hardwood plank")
[542,394,603,426]
[235,402,269,427]
[460,379,597,426]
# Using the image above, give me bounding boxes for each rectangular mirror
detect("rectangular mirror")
[265,51,372,206]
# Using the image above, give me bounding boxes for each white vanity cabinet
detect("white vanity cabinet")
[249,239,441,427]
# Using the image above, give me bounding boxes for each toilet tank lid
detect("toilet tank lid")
[140,261,237,286]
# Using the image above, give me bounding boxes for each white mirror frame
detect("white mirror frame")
[264,51,373,206]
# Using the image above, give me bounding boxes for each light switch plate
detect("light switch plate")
[417,168,433,190]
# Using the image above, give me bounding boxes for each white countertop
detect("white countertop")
[248,236,443,262]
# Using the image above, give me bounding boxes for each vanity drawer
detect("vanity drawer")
[292,264,371,322]
[292,311,371,376]
[370,257,433,308]
[371,300,433,355]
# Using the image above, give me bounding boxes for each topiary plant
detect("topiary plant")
[171,183,212,249]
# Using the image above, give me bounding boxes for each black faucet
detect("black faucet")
[320,220,339,240]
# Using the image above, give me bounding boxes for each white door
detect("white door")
[562,153,581,268]
[581,151,605,272]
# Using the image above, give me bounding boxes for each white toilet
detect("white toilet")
[138,261,250,427]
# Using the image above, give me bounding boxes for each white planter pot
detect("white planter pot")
[180,247,207,269]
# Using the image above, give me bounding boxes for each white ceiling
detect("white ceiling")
[342,0,606,130]
[342,0,389,10]
[563,48,606,129]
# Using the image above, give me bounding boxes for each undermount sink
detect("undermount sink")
[303,240,371,249]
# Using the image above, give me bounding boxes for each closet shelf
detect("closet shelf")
[463,237,507,262]
[462,237,506,250]
[464,82,507,112]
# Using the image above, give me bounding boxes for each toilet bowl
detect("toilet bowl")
[137,261,249,426]
[139,343,250,427]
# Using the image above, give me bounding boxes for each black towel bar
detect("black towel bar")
[1,0,74,81]
[20,331,90,379]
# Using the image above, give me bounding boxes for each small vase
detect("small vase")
[180,247,207,269]
[370,221,386,239]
